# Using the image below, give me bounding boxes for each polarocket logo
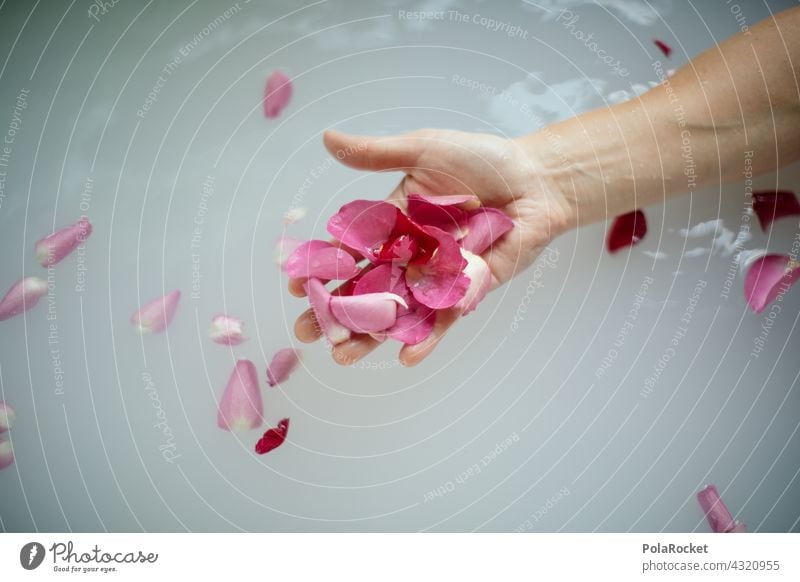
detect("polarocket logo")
[20,542,46,570]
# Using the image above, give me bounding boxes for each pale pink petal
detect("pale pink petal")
[407,194,470,238]
[752,190,800,231]
[209,314,247,346]
[744,254,800,313]
[330,292,407,334]
[283,207,306,225]
[0,401,15,433]
[304,278,351,345]
[267,348,301,387]
[285,240,360,280]
[460,207,514,255]
[217,359,263,432]
[130,289,181,334]
[0,277,47,322]
[35,218,92,267]
[697,484,743,533]
[0,435,13,470]
[454,250,492,315]
[405,227,469,309]
[255,418,289,454]
[264,70,292,119]
[327,200,398,261]
[274,236,304,270]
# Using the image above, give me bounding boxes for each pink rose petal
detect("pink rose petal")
[264,70,292,119]
[285,240,360,280]
[405,227,469,309]
[0,435,13,470]
[752,190,800,231]
[454,250,492,315]
[0,277,47,322]
[607,210,647,253]
[654,39,672,57]
[330,292,407,334]
[744,254,800,313]
[327,200,399,261]
[35,218,92,267]
[209,314,247,346]
[274,236,304,270]
[0,401,15,433]
[267,348,301,387]
[283,207,306,225]
[304,278,352,345]
[460,207,514,255]
[407,194,472,238]
[697,484,746,533]
[130,289,181,334]
[255,418,289,454]
[217,359,263,432]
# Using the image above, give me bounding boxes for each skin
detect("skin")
[290,7,800,367]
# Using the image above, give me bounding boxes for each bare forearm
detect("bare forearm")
[521,6,800,229]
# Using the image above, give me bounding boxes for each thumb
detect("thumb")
[323,129,423,171]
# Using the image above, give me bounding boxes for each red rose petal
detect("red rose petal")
[607,210,647,253]
[752,190,800,231]
[744,254,800,313]
[654,39,672,58]
[255,418,289,455]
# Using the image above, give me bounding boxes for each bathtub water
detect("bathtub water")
[0,0,798,532]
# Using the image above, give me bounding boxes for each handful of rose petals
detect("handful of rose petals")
[284,195,513,346]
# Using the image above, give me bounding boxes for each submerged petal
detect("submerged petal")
[697,484,745,533]
[255,418,289,454]
[607,210,647,253]
[217,359,263,432]
[0,277,47,322]
[327,200,398,261]
[405,227,469,309]
[130,289,181,334]
[267,348,302,387]
[330,292,407,334]
[209,314,247,346]
[0,435,12,470]
[285,240,360,280]
[0,401,15,433]
[35,218,92,267]
[304,278,351,345]
[744,254,800,313]
[274,236,304,270]
[460,207,514,255]
[454,249,492,315]
[752,190,800,231]
[264,70,292,118]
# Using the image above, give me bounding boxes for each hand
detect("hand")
[289,128,574,366]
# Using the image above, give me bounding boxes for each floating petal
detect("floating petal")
[255,418,289,454]
[330,292,407,334]
[209,314,246,346]
[267,348,301,387]
[35,218,92,267]
[654,39,672,57]
[744,254,800,313]
[0,435,12,470]
[697,484,745,533]
[0,401,15,433]
[217,359,263,432]
[264,71,292,118]
[283,207,306,225]
[752,190,800,231]
[130,289,181,334]
[304,278,351,345]
[0,277,47,322]
[460,207,514,255]
[285,240,360,280]
[607,210,647,253]
[274,236,304,270]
